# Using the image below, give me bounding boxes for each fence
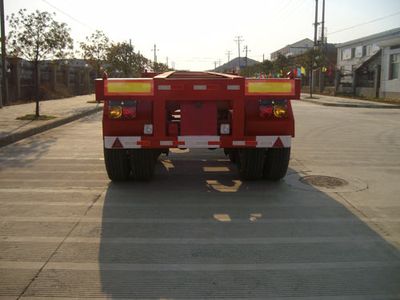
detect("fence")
[3,57,95,105]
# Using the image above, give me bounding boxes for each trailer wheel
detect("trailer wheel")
[104,148,131,181]
[130,149,157,180]
[263,148,291,181]
[238,149,265,180]
[227,149,239,163]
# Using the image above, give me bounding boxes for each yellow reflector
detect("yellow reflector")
[109,106,122,119]
[246,81,293,94]
[106,81,153,95]
[273,106,288,118]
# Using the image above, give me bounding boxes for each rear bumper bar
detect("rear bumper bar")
[104,135,291,149]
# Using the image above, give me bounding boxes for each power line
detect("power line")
[329,10,400,35]
[41,0,96,31]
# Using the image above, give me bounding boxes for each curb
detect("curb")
[0,105,103,148]
[301,98,400,109]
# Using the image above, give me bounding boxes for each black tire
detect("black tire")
[238,148,265,180]
[228,150,238,163]
[130,149,157,180]
[104,148,131,181]
[263,148,291,181]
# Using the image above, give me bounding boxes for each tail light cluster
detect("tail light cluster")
[108,100,137,119]
[259,99,288,119]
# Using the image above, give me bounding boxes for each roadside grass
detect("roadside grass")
[16,114,57,121]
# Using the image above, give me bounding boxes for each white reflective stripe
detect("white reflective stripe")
[104,136,141,149]
[193,85,207,90]
[158,85,171,90]
[227,85,240,91]
[178,136,220,148]
[104,137,116,149]
[232,141,246,146]
[256,136,291,148]
[160,141,173,146]
[278,136,292,147]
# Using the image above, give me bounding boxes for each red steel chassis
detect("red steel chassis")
[96,71,301,150]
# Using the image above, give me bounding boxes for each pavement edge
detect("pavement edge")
[0,106,103,148]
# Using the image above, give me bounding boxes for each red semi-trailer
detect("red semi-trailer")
[95,71,301,181]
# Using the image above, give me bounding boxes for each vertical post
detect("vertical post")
[352,70,357,97]
[319,0,325,93]
[34,62,40,117]
[0,0,7,107]
[310,0,319,98]
[226,50,231,63]
[234,36,243,70]
[243,45,249,67]
[153,44,157,63]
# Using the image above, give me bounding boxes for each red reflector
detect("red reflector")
[173,141,185,147]
[208,141,220,146]
[259,106,273,118]
[272,137,284,148]
[137,140,151,147]
[122,106,136,118]
[112,138,123,148]
[245,140,257,146]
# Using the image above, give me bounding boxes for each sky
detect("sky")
[4,0,400,71]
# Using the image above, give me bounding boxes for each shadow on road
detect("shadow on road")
[98,149,400,298]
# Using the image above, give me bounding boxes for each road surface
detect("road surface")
[0,101,399,299]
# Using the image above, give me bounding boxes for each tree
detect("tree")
[153,61,169,73]
[80,30,110,77]
[106,42,149,77]
[7,9,73,117]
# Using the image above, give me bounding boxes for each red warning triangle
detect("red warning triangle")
[112,138,123,148]
[272,137,284,148]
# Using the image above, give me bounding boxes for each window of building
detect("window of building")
[342,48,352,60]
[355,46,363,58]
[351,48,356,58]
[362,45,367,56]
[389,53,400,80]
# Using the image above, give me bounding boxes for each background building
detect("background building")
[270,38,314,61]
[336,27,400,98]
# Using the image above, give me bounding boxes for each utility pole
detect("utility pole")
[226,50,231,63]
[243,45,250,67]
[214,61,217,70]
[310,0,319,98]
[263,53,265,62]
[234,35,244,69]
[151,44,159,72]
[166,57,168,68]
[319,0,326,93]
[0,0,7,107]
[151,44,159,63]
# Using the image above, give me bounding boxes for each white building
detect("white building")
[336,28,400,98]
[270,38,314,61]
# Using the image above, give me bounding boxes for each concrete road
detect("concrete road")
[0,101,399,299]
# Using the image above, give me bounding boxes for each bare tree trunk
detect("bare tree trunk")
[34,61,39,118]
